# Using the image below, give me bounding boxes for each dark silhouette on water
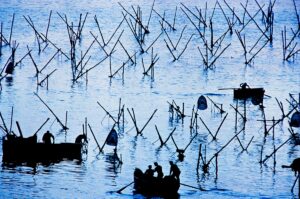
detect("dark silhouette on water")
[197,95,207,110]
[42,130,55,144]
[234,83,265,104]
[169,161,181,181]
[2,131,84,163]
[133,167,180,198]
[154,162,164,179]
[75,134,87,144]
[145,165,154,178]
[5,61,14,74]
[282,158,300,197]
[290,111,300,128]
[282,158,300,174]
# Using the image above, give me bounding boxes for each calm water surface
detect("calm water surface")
[0,0,299,198]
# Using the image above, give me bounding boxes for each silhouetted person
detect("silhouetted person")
[42,130,55,144]
[154,162,164,179]
[75,134,87,144]
[145,165,154,178]
[240,82,249,89]
[282,158,300,175]
[169,161,181,181]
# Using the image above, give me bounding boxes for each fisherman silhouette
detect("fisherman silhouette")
[154,162,164,179]
[282,158,300,175]
[75,134,87,144]
[145,165,154,178]
[240,82,249,89]
[169,161,181,181]
[42,130,55,144]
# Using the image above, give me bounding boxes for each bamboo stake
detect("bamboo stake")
[34,92,68,130]
[88,124,102,153]
[45,10,52,40]
[262,137,292,163]
[9,13,15,45]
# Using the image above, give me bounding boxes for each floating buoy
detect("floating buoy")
[5,61,14,74]
[290,112,300,128]
[106,128,118,146]
[197,95,207,110]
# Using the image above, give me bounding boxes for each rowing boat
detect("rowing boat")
[133,168,180,198]
[2,135,83,163]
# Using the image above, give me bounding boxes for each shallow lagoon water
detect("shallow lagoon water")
[0,0,299,198]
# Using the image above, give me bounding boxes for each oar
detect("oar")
[116,181,133,193]
[180,183,206,191]
[218,88,236,90]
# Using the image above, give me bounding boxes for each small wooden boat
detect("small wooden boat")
[233,83,265,104]
[134,168,180,198]
[2,135,83,163]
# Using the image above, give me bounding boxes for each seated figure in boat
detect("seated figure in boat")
[42,130,55,144]
[240,82,250,89]
[75,134,87,144]
[145,165,154,179]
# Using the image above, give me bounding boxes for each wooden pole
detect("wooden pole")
[9,13,15,45]
[34,93,68,130]
[88,124,102,153]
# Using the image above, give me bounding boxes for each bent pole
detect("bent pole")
[180,183,206,191]
[116,181,134,193]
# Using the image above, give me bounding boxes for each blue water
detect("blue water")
[0,0,299,198]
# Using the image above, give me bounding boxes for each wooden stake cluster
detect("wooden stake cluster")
[180,3,231,69]
[282,27,300,61]
[97,98,125,131]
[207,96,225,114]
[142,47,158,80]
[197,128,244,174]
[171,133,198,161]
[199,113,228,140]
[154,125,176,147]
[127,108,157,136]
[168,100,185,122]
[35,92,68,130]
[189,105,199,133]
[119,3,151,53]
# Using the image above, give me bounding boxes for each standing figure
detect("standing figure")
[154,162,164,179]
[169,161,181,181]
[42,130,55,144]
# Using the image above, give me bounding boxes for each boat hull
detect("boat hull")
[233,88,265,102]
[133,168,179,198]
[2,138,82,163]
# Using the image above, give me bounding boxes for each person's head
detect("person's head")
[169,161,173,165]
[47,130,50,133]
[154,162,158,166]
[148,165,152,169]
